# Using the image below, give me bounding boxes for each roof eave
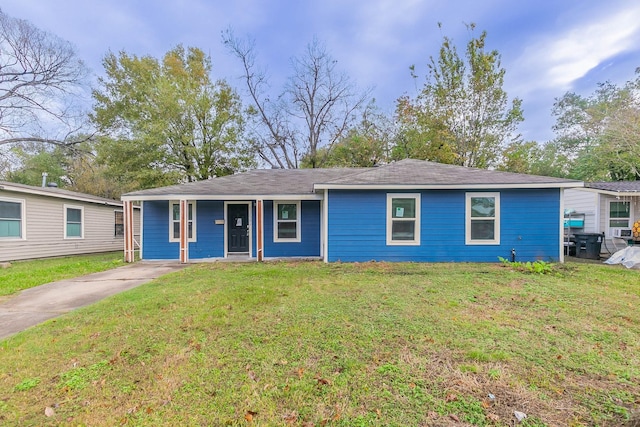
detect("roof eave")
[0,184,123,206]
[578,187,640,197]
[121,193,324,202]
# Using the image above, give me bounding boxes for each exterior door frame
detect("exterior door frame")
[224,201,252,258]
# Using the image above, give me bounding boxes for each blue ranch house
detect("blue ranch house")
[120,159,582,263]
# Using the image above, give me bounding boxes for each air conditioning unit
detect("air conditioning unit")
[612,228,632,238]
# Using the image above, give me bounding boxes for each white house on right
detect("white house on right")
[564,181,640,255]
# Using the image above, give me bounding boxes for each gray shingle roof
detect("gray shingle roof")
[123,167,365,198]
[316,159,581,187]
[0,181,123,206]
[585,181,640,193]
[122,159,582,199]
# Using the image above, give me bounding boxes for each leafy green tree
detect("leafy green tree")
[497,141,540,174]
[302,103,392,167]
[550,70,640,180]
[92,45,254,187]
[4,139,126,198]
[396,23,523,168]
[4,143,69,186]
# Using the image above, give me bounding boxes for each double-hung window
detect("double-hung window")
[466,192,500,245]
[169,201,195,242]
[386,193,420,245]
[114,211,124,237]
[65,205,84,239]
[609,201,630,228]
[0,198,24,239]
[274,201,300,242]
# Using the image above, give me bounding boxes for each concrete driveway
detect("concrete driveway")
[0,262,186,340]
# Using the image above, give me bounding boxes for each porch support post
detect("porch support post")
[124,200,135,263]
[323,189,329,263]
[559,188,565,263]
[179,199,189,263]
[256,199,264,261]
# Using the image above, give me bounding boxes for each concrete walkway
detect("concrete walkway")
[0,262,186,340]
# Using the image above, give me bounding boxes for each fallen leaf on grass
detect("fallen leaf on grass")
[449,414,460,422]
[487,413,500,422]
[313,372,331,385]
[44,406,55,417]
[445,393,458,402]
[245,410,258,422]
[282,410,298,423]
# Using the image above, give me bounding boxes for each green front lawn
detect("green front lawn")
[1,261,638,426]
[0,252,125,297]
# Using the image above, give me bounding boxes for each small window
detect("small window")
[114,211,124,237]
[609,201,630,228]
[466,192,500,245]
[169,201,195,242]
[386,193,420,245]
[65,205,84,239]
[0,198,24,239]
[274,201,300,242]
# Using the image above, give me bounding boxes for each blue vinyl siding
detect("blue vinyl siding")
[142,200,225,260]
[142,200,178,260]
[189,201,224,259]
[327,189,560,262]
[264,200,321,257]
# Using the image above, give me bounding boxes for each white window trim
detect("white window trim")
[0,196,26,240]
[169,201,196,243]
[466,192,500,245]
[386,193,421,246]
[64,204,84,239]
[273,201,301,243]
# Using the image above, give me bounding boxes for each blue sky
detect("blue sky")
[3,0,639,144]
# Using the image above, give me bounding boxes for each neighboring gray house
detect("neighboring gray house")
[564,181,640,253]
[0,181,140,262]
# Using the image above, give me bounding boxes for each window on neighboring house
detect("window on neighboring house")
[274,201,300,242]
[0,198,24,239]
[609,201,630,228]
[386,193,420,245]
[466,192,500,245]
[115,210,124,237]
[65,205,84,239]
[169,201,195,242]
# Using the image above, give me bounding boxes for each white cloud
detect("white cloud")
[512,4,640,95]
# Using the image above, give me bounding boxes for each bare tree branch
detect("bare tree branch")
[0,8,90,147]
[223,30,370,168]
